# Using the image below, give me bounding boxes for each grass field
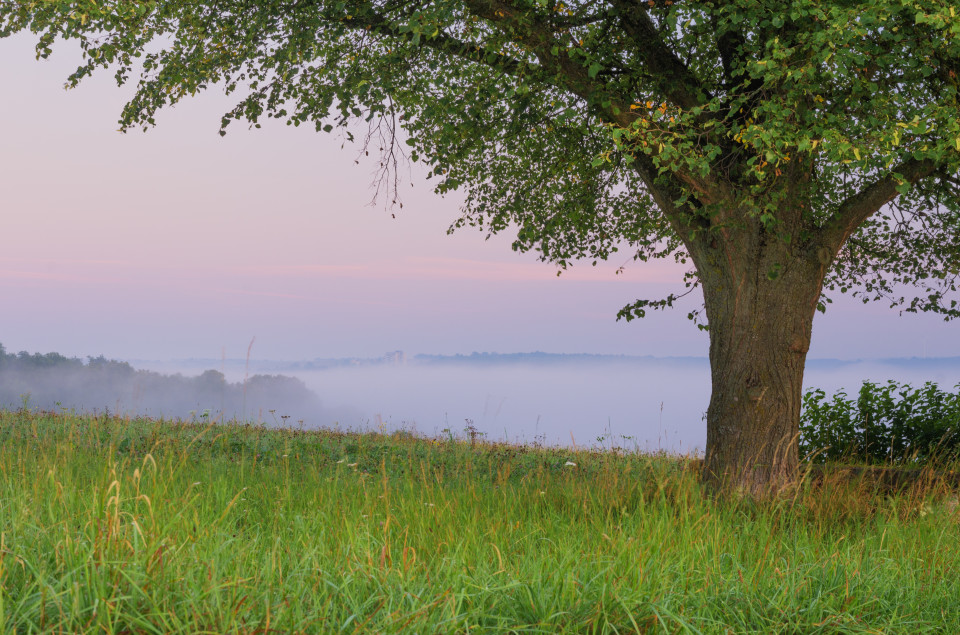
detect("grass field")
[0,409,958,633]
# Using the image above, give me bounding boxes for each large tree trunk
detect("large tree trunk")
[694,234,827,496]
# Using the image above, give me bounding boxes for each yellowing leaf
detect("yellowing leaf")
[853,148,861,160]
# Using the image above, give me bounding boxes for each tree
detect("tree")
[4,0,959,494]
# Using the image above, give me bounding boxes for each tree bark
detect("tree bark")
[692,231,826,496]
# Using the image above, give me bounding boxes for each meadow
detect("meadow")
[0,409,958,634]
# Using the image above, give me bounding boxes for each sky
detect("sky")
[2,33,958,364]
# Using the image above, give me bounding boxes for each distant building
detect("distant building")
[383,350,406,365]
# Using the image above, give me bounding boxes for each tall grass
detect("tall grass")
[0,409,958,633]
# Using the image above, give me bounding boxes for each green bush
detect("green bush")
[800,381,960,465]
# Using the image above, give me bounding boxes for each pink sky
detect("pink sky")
[1,34,957,362]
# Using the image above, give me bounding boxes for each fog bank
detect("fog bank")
[140,355,960,453]
[6,344,958,453]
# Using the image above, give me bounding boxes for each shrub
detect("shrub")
[799,381,960,465]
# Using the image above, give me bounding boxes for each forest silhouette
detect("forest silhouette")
[0,343,330,424]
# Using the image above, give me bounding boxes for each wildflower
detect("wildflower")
[347,463,358,468]
[336,459,346,464]
[192,482,201,486]
[424,503,435,507]
[564,461,577,467]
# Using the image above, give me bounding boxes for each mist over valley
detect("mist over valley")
[8,347,949,454]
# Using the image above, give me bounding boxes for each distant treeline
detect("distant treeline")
[0,343,339,425]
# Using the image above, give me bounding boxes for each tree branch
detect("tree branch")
[324,0,716,230]
[819,158,937,253]
[609,0,712,110]
[710,12,747,88]
[346,3,538,78]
